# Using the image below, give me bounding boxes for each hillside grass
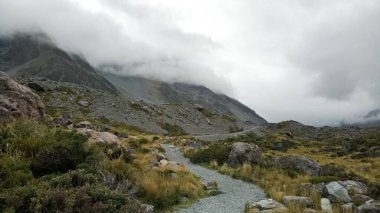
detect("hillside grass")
[0,120,204,212]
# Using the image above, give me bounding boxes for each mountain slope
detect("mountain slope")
[0,33,116,92]
[103,73,266,125]
[0,33,267,134]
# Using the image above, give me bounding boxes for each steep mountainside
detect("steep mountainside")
[103,73,266,125]
[0,34,116,92]
[0,33,266,135]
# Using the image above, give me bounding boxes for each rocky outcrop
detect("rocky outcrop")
[326,181,352,203]
[272,155,321,176]
[228,142,263,167]
[251,199,288,212]
[0,71,45,122]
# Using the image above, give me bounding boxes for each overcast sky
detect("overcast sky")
[1,0,379,126]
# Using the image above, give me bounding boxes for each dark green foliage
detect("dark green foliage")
[188,144,230,165]
[158,122,187,136]
[31,131,89,177]
[0,155,33,190]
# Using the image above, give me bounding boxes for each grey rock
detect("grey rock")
[75,121,93,129]
[208,190,223,196]
[228,142,263,167]
[156,153,167,161]
[314,182,329,197]
[117,132,129,138]
[341,203,358,213]
[358,200,380,213]
[0,71,45,122]
[27,81,56,92]
[53,116,72,127]
[339,180,368,195]
[326,181,352,203]
[78,100,89,107]
[352,194,373,206]
[282,196,313,207]
[252,199,288,212]
[273,155,321,176]
[321,198,333,212]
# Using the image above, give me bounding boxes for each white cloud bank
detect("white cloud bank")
[1,0,379,126]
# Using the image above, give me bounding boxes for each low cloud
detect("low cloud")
[1,0,379,126]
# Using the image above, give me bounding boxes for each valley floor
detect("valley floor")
[162,144,266,213]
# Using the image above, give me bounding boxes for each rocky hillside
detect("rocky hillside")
[0,33,267,135]
[0,33,116,92]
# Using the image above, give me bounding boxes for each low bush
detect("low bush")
[188,144,230,165]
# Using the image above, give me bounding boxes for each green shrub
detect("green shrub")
[189,144,230,165]
[31,131,89,177]
[0,154,33,190]
[158,122,187,136]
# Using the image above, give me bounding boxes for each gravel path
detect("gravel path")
[162,144,266,213]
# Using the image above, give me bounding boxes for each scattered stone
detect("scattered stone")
[326,181,352,203]
[75,121,93,129]
[159,159,169,166]
[272,155,321,176]
[203,181,217,190]
[358,200,380,213]
[252,199,288,212]
[321,198,333,212]
[338,180,368,195]
[341,203,358,213]
[117,133,129,138]
[352,194,373,206]
[228,142,263,167]
[53,116,72,127]
[156,153,167,161]
[78,100,89,107]
[314,182,329,198]
[208,190,223,196]
[0,71,45,122]
[282,196,313,207]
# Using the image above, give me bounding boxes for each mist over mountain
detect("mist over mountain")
[1,0,379,126]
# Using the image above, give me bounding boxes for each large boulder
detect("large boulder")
[272,155,321,176]
[282,196,313,207]
[352,194,373,206]
[338,180,368,195]
[358,200,380,213]
[321,198,333,213]
[0,71,45,122]
[77,128,121,145]
[228,142,263,167]
[326,181,352,203]
[251,199,288,212]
